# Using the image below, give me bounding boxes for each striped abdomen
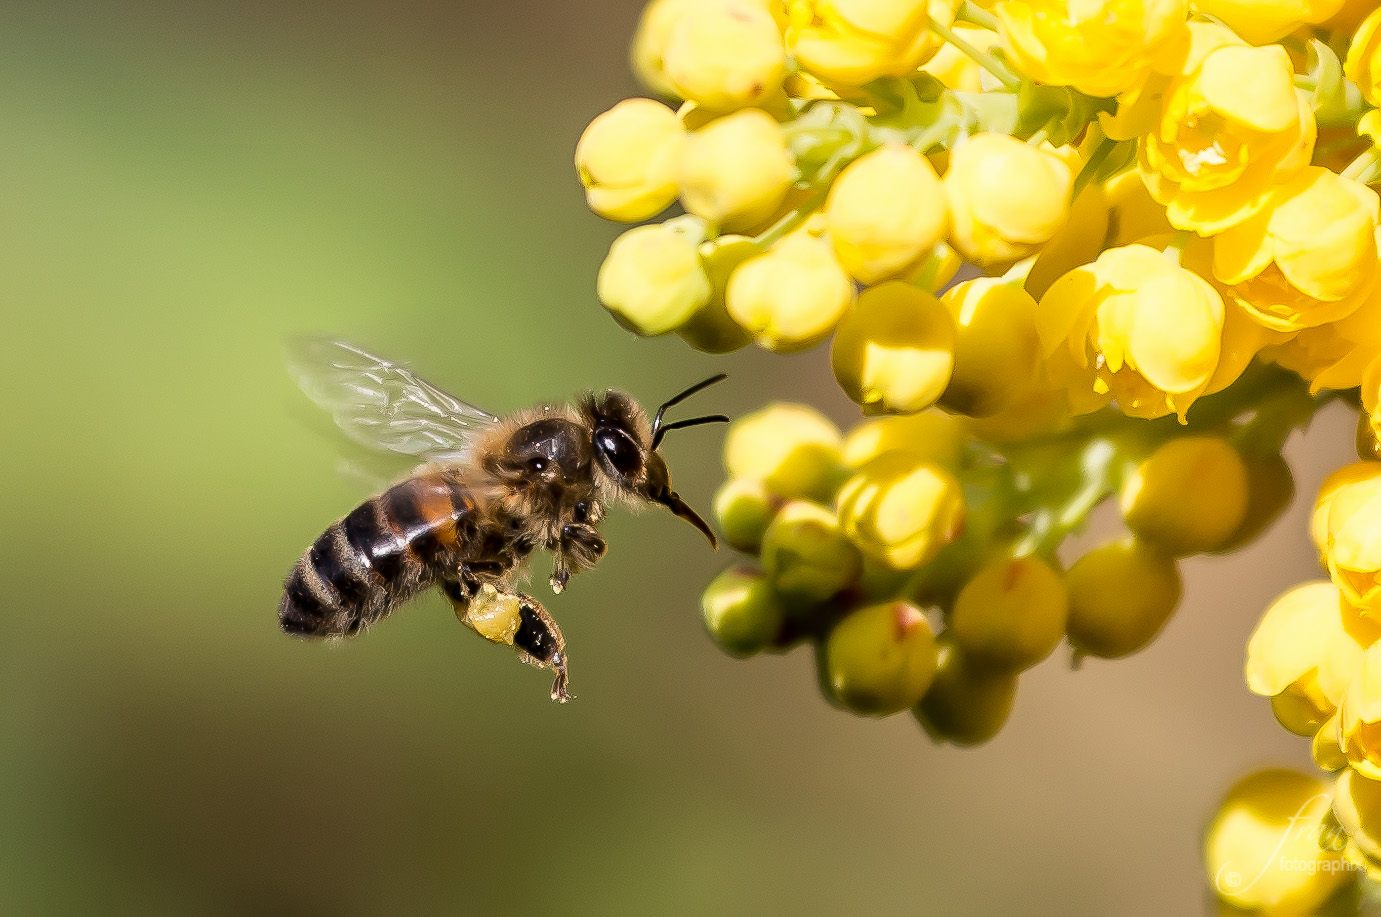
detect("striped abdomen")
[279,470,479,637]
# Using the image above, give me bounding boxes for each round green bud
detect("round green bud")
[1120,436,1249,556]
[938,277,1041,418]
[824,601,938,716]
[723,402,844,502]
[831,281,955,415]
[1214,452,1296,553]
[914,640,1017,745]
[760,501,862,605]
[701,565,786,657]
[712,477,779,553]
[948,554,1068,671]
[596,218,711,336]
[842,410,965,470]
[1065,537,1182,659]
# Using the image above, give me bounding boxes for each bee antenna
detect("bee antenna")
[651,373,728,443]
[651,414,730,451]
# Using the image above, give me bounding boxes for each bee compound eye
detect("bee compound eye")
[596,428,641,476]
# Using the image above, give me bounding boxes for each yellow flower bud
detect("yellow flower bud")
[1120,436,1249,555]
[842,410,965,470]
[760,501,862,604]
[1312,462,1381,554]
[1038,244,1226,421]
[726,232,855,352]
[630,0,693,98]
[1065,538,1182,660]
[1204,769,1346,913]
[914,639,1017,745]
[1103,169,1173,248]
[723,402,844,501]
[785,0,958,87]
[1364,355,1381,456]
[663,0,786,111]
[835,452,965,570]
[701,565,787,656]
[997,0,1189,97]
[1140,43,1316,235]
[575,98,686,222]
[1196,0,1345,44]
[824,601,938,716]
[962,382,1073,444]
[1315,463,1381,614]
[825,144,948,284]
[678,109,795,231]
[831,282,955,415]
[1346,7,1381,106]
[948,554,1068,671]
[1023,182,1110,301]
[596,220,711,336]
[712,477,779,553]
[938,278,1041,418]
[1215,452,1295,553]
[675,235,756,354]
[1213,167,1378,333]
[1248,581,1380,737]
[944,134,1074,267]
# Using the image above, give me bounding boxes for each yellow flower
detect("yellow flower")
[1213,167,1379,333]
[1205,769,1346,913]
[785,0,959,88]
[996,0,1189,98]
[1247,581,1380,737]
[944,134,1074,267]
[835,451,964,570]
[1314,462,1381,613]
[913,639,1017,745]
[726,231,855,351]
[948,554,1068,671]
[842,410,965,469]
[723,402,844,502]
[1103,166,1174,248]
[575,98,685,222]
[938,278,1041,418]
[825,144,948,284]
[1119,436,1248,555]
[1023,182,1110,301]
[678,109,796,231]
[1341,642,1381,779]
[1037,244,1226,420]
[1139,43,1315,235]
[1346,7,1381,107]
[1364,354,1381,452]
[663,0,786,111]
[831,282,956,414]
[596,219,711,336]
[1195,0,1346,44]
[1263,266,1381,392]
[824,601,938,715]
[1333,769,1381,871]
[1065,537,1182,660]
[1312,462,1381,552]
[760,501,862,604]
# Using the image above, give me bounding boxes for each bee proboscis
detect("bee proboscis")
[279,339,727,701]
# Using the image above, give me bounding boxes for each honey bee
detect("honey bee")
[279,339,727,701]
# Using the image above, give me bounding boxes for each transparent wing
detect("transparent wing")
[287,337,499,460]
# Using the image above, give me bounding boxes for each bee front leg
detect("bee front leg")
[442,580,571,703]
[550,522,607,594]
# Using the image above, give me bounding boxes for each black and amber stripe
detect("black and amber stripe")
[278,470,479,637]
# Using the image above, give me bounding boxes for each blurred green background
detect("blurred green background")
[0,2,1356,914]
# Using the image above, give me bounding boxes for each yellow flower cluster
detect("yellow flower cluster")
[576,0,1381,903]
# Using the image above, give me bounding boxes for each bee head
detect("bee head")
[585,374,729,549]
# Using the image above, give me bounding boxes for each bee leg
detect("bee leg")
[550,523,607,594]
[441,580,571,703]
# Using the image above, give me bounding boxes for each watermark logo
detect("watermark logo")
[1213,793,1364,897]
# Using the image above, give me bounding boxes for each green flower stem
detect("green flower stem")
[955,1,999,31]
[1161,230,1192,264]
[750,189,828,250]
[1071,134,1119,200]
[929,16,1021,90]
[1342,145,1381,184]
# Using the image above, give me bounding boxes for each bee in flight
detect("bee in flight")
[279,339,727,702]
